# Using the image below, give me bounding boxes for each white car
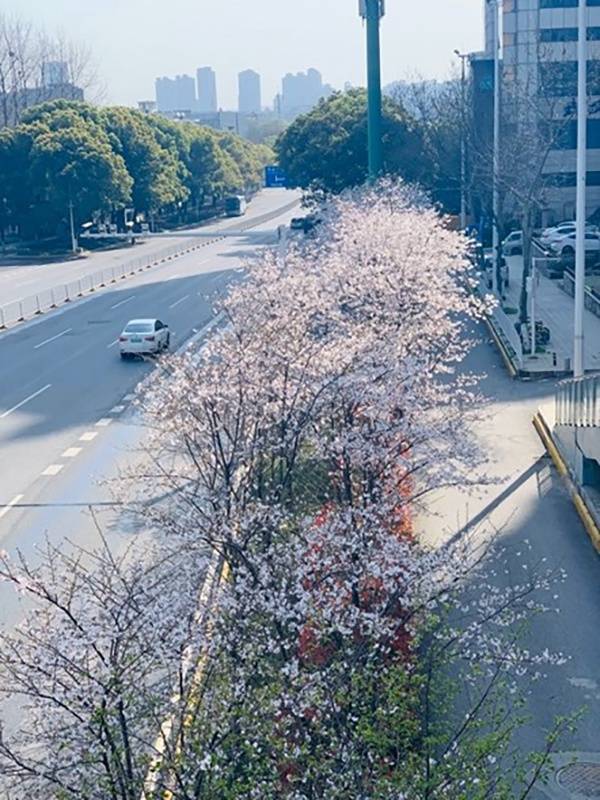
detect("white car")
[540,222,597,248]
[119,319,170,359]
[502,231,523,256]
[550,232,600,259]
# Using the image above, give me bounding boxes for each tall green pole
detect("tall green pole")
[365,0,383,179]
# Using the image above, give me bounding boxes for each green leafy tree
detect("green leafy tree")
[101,107,187,216]
[29,117,132,237]
[276,88,428,193]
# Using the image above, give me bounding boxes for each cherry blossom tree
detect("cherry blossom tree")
[0,180,570,799]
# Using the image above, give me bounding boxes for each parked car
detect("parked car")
[290,217,305,231]
[540,221,598,248]
[502,231,523,256]
[119,319,170,359]
[550,231,600,260]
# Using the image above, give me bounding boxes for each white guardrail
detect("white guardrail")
[0,239,199,329]
[0,198,300,331]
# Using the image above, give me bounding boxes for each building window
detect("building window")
[544,171,600,187]
[540,27,600,42]
[545,119,600,149]
[540,0,577,7]
[539,60,600,96]
[540,0,600,6]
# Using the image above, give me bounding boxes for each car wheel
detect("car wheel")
[120,352,128,360]
[164,334,170,350]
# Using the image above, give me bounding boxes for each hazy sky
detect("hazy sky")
[4,0,484,108]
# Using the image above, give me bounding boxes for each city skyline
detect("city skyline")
[1,0,484,108]
[152,65,334,115]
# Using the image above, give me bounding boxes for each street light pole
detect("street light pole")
[574,0,587,377]
[360,0,384,180]
[491,0,501,297]
[68,199,77,255]
[454,50,469,230]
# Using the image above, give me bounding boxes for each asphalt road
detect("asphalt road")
[0,188,295,308]
[418,329,600,799]
[0,190,299,629]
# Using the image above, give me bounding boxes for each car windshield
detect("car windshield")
[125,322,153,333]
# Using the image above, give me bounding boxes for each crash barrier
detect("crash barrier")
[0,198,300,330]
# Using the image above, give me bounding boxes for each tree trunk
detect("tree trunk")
[519,206,533,327]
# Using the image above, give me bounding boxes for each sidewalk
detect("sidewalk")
[504,255,600,373]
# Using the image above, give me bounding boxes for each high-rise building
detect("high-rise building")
[476,0,600,223]
[41,61,69,87]
[238,69,261,114]
[155,75,196,113]
[280,68,331,118]
[197,67,218,113]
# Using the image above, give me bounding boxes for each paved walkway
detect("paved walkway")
[505,255,600,372]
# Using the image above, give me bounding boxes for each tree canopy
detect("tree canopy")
[275,88,429,194]
[0,100,273,241]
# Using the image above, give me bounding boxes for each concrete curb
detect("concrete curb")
[533,411,600,553]
[483,314,519,379]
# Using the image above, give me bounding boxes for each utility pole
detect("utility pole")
[454,50,469,231]
[574,0,587,377]
[491,0,501,297]
[68,199,77,255]
[359,0,384,180]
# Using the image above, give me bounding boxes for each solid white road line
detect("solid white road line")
[0,384,52,419]
[0,494,24,521]
[107,339,119,348]
[34,328,72,349]
[42,464,63,476]
[79,431,98,442]
[169,294,189,309]
[110,295,136,310]
[95,418,112,427]
[62,447,82,458]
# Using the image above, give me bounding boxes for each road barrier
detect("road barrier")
[0,198,300,331]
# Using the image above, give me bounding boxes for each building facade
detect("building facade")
[280,68,333,118]
[238,69,261,114]
[155,75,196,114]
[197,67,218,113]
[485,0,600,223]
[41,61,69,87]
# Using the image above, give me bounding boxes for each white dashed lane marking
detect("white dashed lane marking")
[107,339,119,348]
[42,464,63,477]
[110,405,125,414]
[0,494,24,520]
[95,418,112,427]
[34,328,72,349]
[123,394,135,402]
[169,294,189,309]
[62,447,82,458]
[79,432,98,442]
[110,295,136,310]
[0,384,52,419]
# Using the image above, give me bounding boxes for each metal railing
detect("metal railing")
[556,374,600,428]
[0,197,300,331]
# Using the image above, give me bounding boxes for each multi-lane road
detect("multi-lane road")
[0,189,299,626]
[2,188,600,795]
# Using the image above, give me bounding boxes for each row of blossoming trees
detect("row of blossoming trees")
[0,181,567,799]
